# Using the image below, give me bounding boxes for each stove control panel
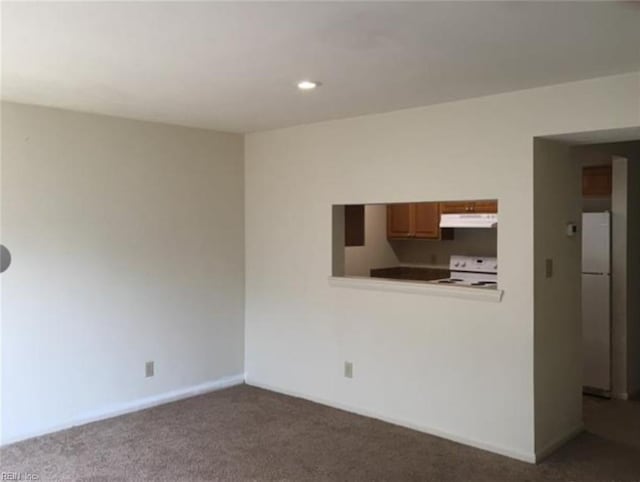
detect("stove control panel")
[449,255,498,274]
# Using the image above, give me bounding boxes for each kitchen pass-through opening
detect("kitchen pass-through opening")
[332,200,499,289]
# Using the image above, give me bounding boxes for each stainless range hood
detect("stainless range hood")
[440,213,498,228]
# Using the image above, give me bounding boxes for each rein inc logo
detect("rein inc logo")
[1,473,40,481]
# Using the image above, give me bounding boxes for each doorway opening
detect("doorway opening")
[572,144,634,400]
[533,129,640,455]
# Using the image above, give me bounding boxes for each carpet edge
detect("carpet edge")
[1,372,246,447]
[246,377,537,464]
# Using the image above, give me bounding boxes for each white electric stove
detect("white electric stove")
[431,255,498,289]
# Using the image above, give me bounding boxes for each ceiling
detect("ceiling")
[2,1,639,133]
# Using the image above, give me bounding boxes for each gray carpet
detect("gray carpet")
[1,385,639,481]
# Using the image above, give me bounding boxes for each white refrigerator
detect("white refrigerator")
[582,212,611,395]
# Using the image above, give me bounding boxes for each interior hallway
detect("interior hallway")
[583,394,640,451]
[1,386,639,481]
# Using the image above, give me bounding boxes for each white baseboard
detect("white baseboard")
[612,391,629,400]
[612,389,640,401]
[1,373,245,447]
[246,377,537,464]
[534,423,584,463]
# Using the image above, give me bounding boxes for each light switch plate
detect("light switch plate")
[545,259,553,278]
[344,361,353,379]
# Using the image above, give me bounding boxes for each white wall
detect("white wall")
[611,157,629,398]
[0,102,245,444]
[344,204,398,276]
[609,145,640,398]
[245,72,640,462]
[533,139,582,455]
[627,158,640,396]
[571,142,640,399]
[604,143,640,398]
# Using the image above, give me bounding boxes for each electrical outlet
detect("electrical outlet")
[344,361,353,379]
[545,258,553,278]
[145,361,154,378]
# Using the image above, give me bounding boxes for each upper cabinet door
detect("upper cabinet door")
[440,201,472,214]
[583,166,612,198]
[413,202,440,239]
[344,205,365,247]
[473,200,498,213]
[441,200,497,213]
[387,203,413,238]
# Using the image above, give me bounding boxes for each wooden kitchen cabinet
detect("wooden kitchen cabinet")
[583,166,611,198]
[472,200,498,213]
[440,201,473,214]
[440,200,497,214]
[387,203,413,238]
[387,202,453,240]
[414,202,441,238]
[344,204,365,247]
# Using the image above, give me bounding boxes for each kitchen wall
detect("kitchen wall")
[574,141,640,399]
[533,139,582,456]
[611,157,629,398]
[343,203,498,275]
[344,204,398,276]
[245,72,640,462]
[391,228,497,268]
[1,102,245,444]
[593,142,640,398]
[627,157,640,397]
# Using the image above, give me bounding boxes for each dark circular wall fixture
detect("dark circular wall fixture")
[0,245,11,273]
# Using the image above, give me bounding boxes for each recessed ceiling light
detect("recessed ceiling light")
[297,80,319,91]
